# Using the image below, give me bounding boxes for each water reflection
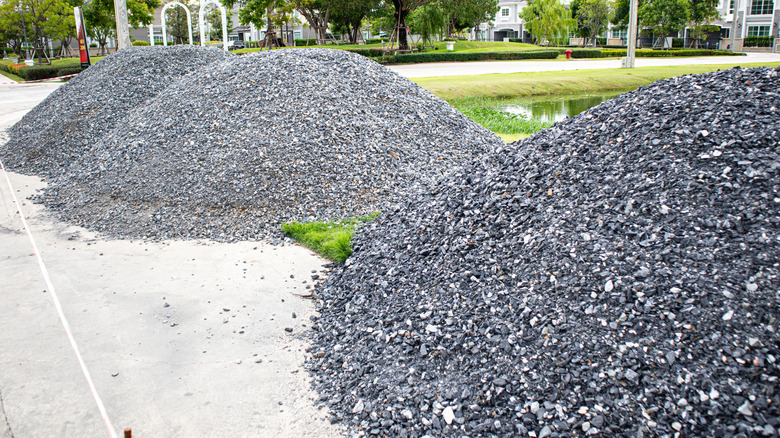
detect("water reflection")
[505,92,623,124]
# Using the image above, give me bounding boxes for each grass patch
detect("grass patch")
[497,133,531,143]
[282,212,380,262]
[449,97,553,135]
[415,62,780,100]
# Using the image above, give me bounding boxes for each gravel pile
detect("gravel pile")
[27,48,500,241]
[308,67,780,437]
[1,46,233,178]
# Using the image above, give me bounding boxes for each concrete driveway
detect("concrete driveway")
[0,84,339,437]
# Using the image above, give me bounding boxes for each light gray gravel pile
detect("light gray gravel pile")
[1,46,234,178]
[308,67,780,437]
[32,48,500,241]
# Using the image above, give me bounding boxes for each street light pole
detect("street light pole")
[18,1,29,60]
[730,0,739,51]
[626,0,638,68]
[113,0,132,49]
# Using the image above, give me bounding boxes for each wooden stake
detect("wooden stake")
[124,428,132,438]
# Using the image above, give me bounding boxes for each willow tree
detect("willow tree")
[521,0,575,46]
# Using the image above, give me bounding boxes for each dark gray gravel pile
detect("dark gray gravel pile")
[308,67,780,437]
[0,46,233,178]
[32,48,500,241]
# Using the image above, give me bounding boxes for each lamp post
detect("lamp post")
[730,0,739,51]
[625,0,638,68]
[18,1,29,60]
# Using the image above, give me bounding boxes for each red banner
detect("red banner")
[74,6,91,68]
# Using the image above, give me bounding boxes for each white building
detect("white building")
[717,0,779,44]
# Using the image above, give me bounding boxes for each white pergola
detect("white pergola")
[149,0,228,51]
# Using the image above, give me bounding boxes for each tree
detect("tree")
[576,0,611,46]
[330,0,381,44]
[0,2,32,55]
[638,0,689,43]
[84,0,115,54]
[611,0,643,29]
[686,0,720,47]
[521,0,575,46]
[223,0,294,48]
[408,2,446,47]
[390,0,436,51]
[164,1,197,44]
[293,0,331,44]
[0,0,74,60]
[440,0,499,38]
[84,0,159,52]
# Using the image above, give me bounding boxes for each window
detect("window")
[729,0,734,13]
[501,8,510,17]
[612,29,627,39]
[750,0,773,14]
[747,25,770,36]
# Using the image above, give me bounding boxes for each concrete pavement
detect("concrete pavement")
[0,84,339,437]
[388,51,780,78]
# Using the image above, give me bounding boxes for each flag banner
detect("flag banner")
[74,6,91,68]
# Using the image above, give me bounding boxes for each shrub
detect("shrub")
[346,48,387,57]
[6,63,26,75]
[56,67,84,77]
[294,38,319,46]
[601,48,738,57]
[391,50,559,63]
[558,48,605,58]
[133,40,150,46]
[744,36,774,47]
[365,38,387,44]
[17,64,60,81]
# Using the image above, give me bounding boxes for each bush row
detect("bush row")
[1,61,85,81]
[602,48,738,57]
[390,50,559,63]
[744,36,775,47]
[294,38,317,46]
[556,48,605,58]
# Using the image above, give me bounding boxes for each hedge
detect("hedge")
[557,48,605,58]
[345,48,386,57]
[56,67,85,77]
[391,50,559,63]
[133,40,150,46]
[601,48,738,57]
[3,63,86,81]
[744,36,775,47]
[294,38,317,46]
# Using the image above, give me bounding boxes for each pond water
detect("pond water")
[504,92,626,124]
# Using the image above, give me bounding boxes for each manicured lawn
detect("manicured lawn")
[415,62,780,99]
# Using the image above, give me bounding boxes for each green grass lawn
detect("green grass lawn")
[448,97,553,135]
[282,212,380,262]
[415,62,780,99]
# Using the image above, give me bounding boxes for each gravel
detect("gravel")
[307,67,780,437]
[1,46,234,179]
[4,48,500,241]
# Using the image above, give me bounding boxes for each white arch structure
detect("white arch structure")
[161,1,194,46]
[199,0,228,51]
